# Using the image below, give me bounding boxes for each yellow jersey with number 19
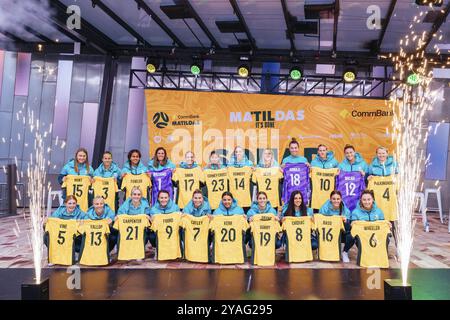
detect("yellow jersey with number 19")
[63,175,91,212]
[77,220,110,266]
[45,218,78,265]
[203,168,229,210]
[314,214,345,262]
[367,176,398,221]
[92,177,118,211]
[250,219,281,266]
[181,215,210,263]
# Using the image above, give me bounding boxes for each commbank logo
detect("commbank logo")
[153,112,169,129]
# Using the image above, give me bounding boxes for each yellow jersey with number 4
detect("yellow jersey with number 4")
[92,177,118,211]
[282,216,315,263]
[181,215,210,263]
[367,176,398,221]
[113,214,149,260]
[45,218,78,265]
[63,175,91,212]
[151,212,183,261]
[78,220,110,266]
[314,214,345,262]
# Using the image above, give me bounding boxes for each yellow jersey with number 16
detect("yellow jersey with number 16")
[314,214,345,262]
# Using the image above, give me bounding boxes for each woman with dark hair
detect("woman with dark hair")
[338,144,368,175]
[281,138,309,166]
[183,189,212,217]
[148,147,176,172]
[246,191,278,222]
[319,190,351,221]
[121,149,148,177]
[213,192,245,216]
[311,144,339,169]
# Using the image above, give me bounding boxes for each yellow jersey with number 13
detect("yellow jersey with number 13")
[77,220,110,266]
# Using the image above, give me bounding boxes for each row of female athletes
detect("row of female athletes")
[48,138,398,263]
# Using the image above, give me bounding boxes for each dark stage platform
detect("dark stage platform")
[0,268,449,300]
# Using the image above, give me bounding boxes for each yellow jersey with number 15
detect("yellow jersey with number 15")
[63,175,91,212]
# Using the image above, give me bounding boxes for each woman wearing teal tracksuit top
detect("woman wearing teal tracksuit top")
[311,145,339,169]
[148,190,180,246]
[183,190,212,217]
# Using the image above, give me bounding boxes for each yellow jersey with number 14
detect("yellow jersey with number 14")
[310,168,339,209]
[92,177,118,211]
[45,218,78,265]
[367,176,398,221]
[63,175,91,212]
[203,168,229,210]
[227,166,253,207]
[77,220,110,266]
[314,214,345,262]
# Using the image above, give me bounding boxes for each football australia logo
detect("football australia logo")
[153,112,169,129]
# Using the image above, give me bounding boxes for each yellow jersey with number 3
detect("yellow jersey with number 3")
[209,215,249,264]
[92,177,118,211]
[282,216,315,263]
[203,168,229,209]
[310,168,339,209]
[351,220,391,268]
[121,173,151,199]
[63,175,91,212]
[45,218,78,265]
[367,176,398,221]
[151,212,183,261]
[113,214,149,260]
[181,215,210,263]
[252,167,283,208]
[314,214,345,262]
[250,219,281,266]
[173,167,204,209]
[78,220,110,266]
[227,166,253,207]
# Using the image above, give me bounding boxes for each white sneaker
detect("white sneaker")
[342,251,350,263]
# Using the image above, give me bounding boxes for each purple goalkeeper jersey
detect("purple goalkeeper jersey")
[282,163,310,205]
[336,171,366,211]
[150,168,174,205]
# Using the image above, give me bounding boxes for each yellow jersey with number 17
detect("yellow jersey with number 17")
[367,176,398,221]
[151,212,183,261]
[63,175,91,212]
[181,215,210,263]
[77,220,110,266]
[310,168,339,209]
[45,218,78,265]
[113,214,149,260]
[282,216,315,263]
[227,166,253,208]
[252,167,283,208]
[203,168,229,210]
[92,177,118,211]
[121,173,151,199]
[351,220,391,268]
[172,167,204,209]
[314,214,345,262]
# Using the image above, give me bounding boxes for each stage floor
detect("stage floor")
[1,268,449,300]
[0,212,449,269]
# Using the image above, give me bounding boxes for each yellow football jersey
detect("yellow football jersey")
[63,175,91,212]
[181,215,210,263]
[151,212,183,261]
[203,168,229,209]
[45,218,78,265]
[209,215,249,264]
[310,168,339,209]
[77,220,110,266]
[367,176,398,221]
[113,214,150,260]
[172,167,204,209]
[252,167,283,208]
[282,216,315,263]
[92,177,118,211]
[314,214,345,262]
[351,220,391,268]
[227,166,253,207]
[252,213,278,222]
[121,173,151,199]
[250,219,282,266]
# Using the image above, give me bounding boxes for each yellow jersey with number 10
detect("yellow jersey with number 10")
[310,168,339,209]
[367,176,398,221]
[63,175,91,212]
[203,168,229,210]
[314,214,345,262]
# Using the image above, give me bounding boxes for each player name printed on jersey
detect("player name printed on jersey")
[151,213,183,261]
[121,174,151,199]
[113,214,150,260]
[63,175,91,212]
[210,215,249,264]
[204,168,229,210]
[252,167,283,208]
[314,214,345,262]
[45,218,78,265]
[151,169,174,206]
[227,166,253,208]
[181,215,210,263]
[173,167,204,209]
[351,220,391,268]
[282,163,310,206]
[78,220,111,266]
[368,176,398,221]
[250,218,281,266]
[336,171,365,211]
[282,216,315,263]
[310,168,339,209]
[92,177,118,211]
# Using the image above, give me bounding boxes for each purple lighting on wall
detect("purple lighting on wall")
[52,60,73,139]
[80,102,99,157]
[14,52,31,96]
[0,50,4,98]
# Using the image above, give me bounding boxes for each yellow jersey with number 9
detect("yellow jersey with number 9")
[151,212,183,261]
